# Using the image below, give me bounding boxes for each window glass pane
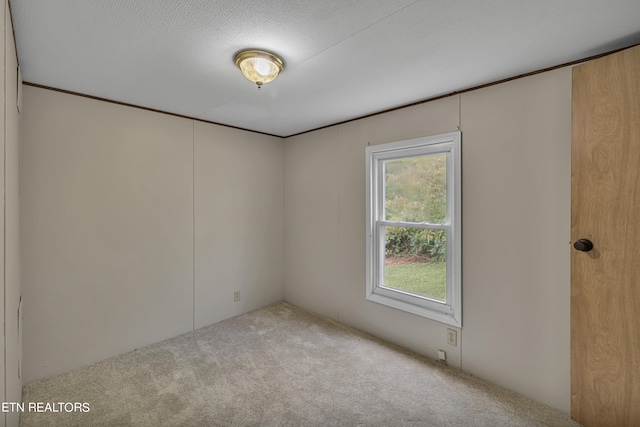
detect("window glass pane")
[384,154,446,223]
[383,226,446,302]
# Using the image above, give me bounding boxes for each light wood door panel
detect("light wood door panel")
[571,45,640,426]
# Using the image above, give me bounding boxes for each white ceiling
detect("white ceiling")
[10,0,640,137]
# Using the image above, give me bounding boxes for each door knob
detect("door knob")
[573,239,593,252]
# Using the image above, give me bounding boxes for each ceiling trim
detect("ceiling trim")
[287,43,639,138]
[22,42,638,140]
[22,82,285,139]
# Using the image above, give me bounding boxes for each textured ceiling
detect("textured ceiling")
[10,0,640,137]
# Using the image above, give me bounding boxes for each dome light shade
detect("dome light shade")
[234,50,284,89]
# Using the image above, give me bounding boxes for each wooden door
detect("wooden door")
[571,45,640,426]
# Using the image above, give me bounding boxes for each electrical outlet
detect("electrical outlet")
[234,291,240,302]
[447,328,457,346]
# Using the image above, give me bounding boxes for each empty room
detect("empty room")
[0,0,638,426]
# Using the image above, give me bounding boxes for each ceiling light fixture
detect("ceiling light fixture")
[234,49,284,89]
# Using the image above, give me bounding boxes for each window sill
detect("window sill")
[366,292,461,327]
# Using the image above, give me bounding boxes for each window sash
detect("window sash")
[377,220,449,230]
[366,131,461,327]
[375,224,453,313]
[381,154,448,224]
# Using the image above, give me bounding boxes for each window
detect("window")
[366,132,461,327]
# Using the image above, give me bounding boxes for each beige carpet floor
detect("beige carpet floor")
[20,302,580,426]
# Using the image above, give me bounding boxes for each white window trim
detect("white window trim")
[365,132,461,327]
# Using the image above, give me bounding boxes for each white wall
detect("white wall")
[283,68,572,412]
[285,95,463,369]
[460,67,571,412]
[0,0,7,419]
[4,1,21,425]
[20,87,284,383]
[284,127,340,320]
[194,121,283,328]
